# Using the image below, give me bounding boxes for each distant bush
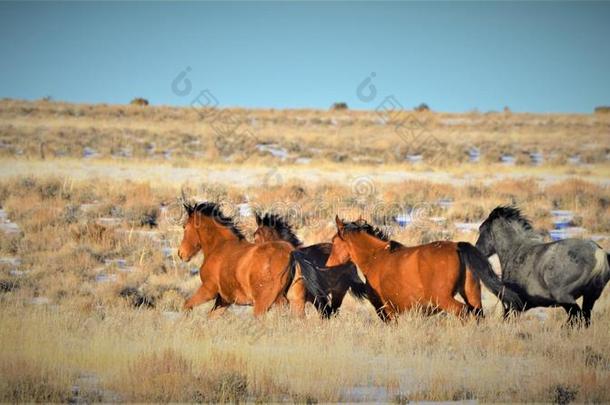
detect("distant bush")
[594,106,610,114]
[504,106,511,113]
[130,98,149,106]
[330,102,348,110]
[414,103,430,112]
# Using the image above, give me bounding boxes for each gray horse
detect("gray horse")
[475,206,609,326]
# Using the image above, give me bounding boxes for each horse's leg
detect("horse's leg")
[560,303,583,327]
[329,286,349,315]
[253,288,283,317]
[183,282,217,311]
[365,283,390,322]
[208,296,230,319]
[273,295,288,307]
[436,297,469,319]
[286,276,307,317]
[582,289,603,327]
[313,293,332,318]
[252,272,296,317]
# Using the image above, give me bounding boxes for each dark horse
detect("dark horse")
[476,206,610,326]
[254,213,368,317]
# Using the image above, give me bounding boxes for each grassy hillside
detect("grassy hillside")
[1,99,609,167]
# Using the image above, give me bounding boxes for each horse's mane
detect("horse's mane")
[185,201,245,240]
[257,213,302,247]
[342,219,390,242]
[484,206,543,242]
[387,240,405,252]
[484,206,534,230]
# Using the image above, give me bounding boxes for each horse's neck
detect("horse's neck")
[348,234,387,276]
[198,219,242,256]
[271,228,301,248]
[492,222,536,267]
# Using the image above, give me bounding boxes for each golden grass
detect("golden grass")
[1,300,610,402]
[1,99,609,167]
[0,98,608,401]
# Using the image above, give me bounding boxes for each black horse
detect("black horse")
[476,206,610,326]
[254,213,369,317]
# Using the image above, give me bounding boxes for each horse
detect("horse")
[475,206,610,326]
[326,216,523,321]
[253,212,368,317]
[177,201,324,317]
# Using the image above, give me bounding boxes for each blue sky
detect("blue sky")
[0,1,609,113]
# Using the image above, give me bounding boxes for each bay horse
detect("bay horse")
[326,216,523,321]
[253,213,368,317]
[476,206,610,326]
[177,201,324,317]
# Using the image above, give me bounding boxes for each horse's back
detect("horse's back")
[376,241,461,303]
[527,238,609,300]
[299,243,332,268]
[389,241,459,267]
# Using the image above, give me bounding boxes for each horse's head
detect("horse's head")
[177,196,246,262]
[253,212,302,247]
[326,216,353,266]
[476,206,536,257]
[178,201,201,262]
[253,212,281,243]
[475,220,495,257]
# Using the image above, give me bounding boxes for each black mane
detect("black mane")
[387,240,405,252]
[483,206,534,230]
[257,213,302,247]
[184,201,245,240]
[342,219,390,241]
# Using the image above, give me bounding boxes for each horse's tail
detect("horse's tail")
[289,250,328,303]
[457,242,523,310]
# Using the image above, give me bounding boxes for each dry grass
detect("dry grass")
[0,99,608,402]
[1,301,610,402]
[0,175,609,402]
[1,99,609,166]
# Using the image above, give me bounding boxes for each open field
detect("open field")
[0,172,609,402]
[1,99,609,168]
[0,100,609,402]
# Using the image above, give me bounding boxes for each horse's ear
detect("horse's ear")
[255,212,262,226]
[356,214,365,225]
[179,188,193,215]
[335,215,345,234]
[180,199,193,216]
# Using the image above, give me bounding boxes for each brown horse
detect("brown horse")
[253,213,368,317]
[326,216,523,321]
[177,201,324,317]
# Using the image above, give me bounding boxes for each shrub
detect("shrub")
[130,98,149,106]
[414,103,430,112]
[0,359,72,403]
[330,102,348,110]
[550,384,578,405]
[594,106,610,114]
